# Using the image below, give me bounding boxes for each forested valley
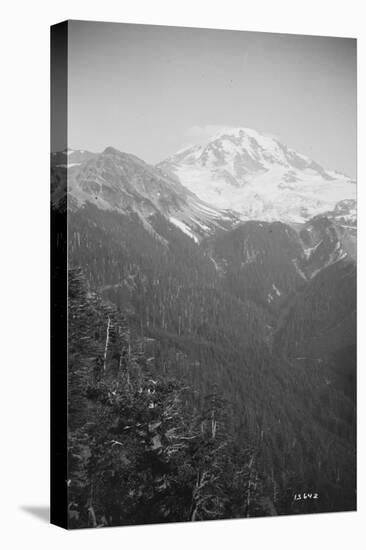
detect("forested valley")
[65,201,356,528]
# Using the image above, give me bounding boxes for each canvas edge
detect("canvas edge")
[50,19,69,530]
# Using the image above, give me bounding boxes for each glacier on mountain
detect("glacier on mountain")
[159,127,356,224]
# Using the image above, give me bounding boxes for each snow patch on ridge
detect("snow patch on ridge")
[304,240,322,259]
[169,217,199,243]
[272,283,281,296]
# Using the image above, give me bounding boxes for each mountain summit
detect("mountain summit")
[158,127,355,224]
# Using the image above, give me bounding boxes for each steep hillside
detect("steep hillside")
[275,260,356,362]
[208,221,306,319]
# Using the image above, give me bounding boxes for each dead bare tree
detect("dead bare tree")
[103,316,111,372]
[189,471,220,521]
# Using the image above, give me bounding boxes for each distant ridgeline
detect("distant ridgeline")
[53,141,356,526]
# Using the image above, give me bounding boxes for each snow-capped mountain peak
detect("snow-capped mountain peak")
[158,127,355,224]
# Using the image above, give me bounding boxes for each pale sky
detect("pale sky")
[67,20,356,178]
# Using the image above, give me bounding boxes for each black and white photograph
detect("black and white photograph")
[2,0,366,546]
[50,19,357,529]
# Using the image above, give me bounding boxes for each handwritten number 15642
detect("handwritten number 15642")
[293,493,319,501]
